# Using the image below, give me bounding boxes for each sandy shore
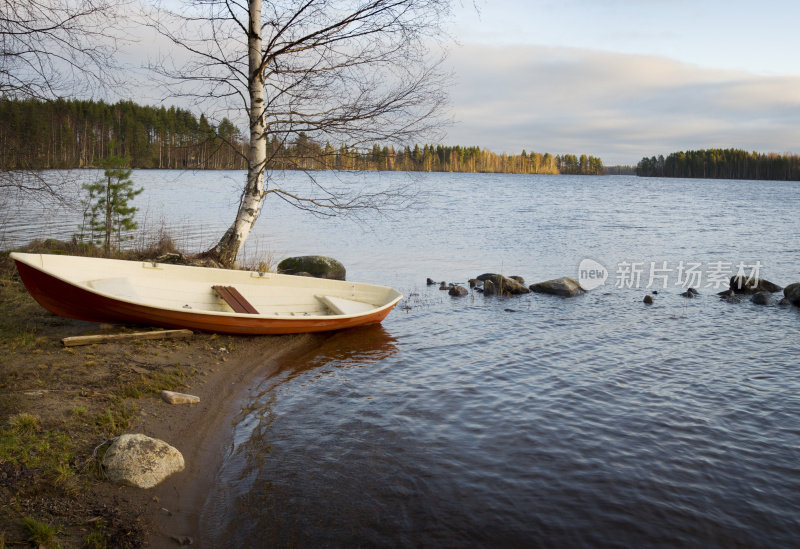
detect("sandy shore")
[133,332,331,548]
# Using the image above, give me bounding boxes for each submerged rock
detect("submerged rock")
[103,434,184,489]
[277,256,346,280]
[680,288,699,298]
[643,295,654,304]
[529,277,585,298]
[729,275,782,294]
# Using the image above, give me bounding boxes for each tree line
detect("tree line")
[0,97,605,175]
[0,97,244,170]
[636,149,800,181]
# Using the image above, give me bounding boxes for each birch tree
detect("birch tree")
[148,0,453,266]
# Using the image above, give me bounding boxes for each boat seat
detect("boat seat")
[213,285,259,314]
[316,295,375,316]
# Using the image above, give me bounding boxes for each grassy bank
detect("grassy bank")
[0,239,251,548]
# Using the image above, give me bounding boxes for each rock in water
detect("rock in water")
[643,295,654,304]
[449,285,469,297]
[529,277,585,298]
[483,280,496,296]
[751,292,771,305]
[103,434,185,489]
[277,256,346,280]
[729,275,782,294]
[784,282,800,305]
[480,274,530,295]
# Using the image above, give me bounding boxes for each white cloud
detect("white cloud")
[443,44,800,164]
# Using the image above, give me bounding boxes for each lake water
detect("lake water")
[4,171,800,547]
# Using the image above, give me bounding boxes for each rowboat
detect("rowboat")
[10,252,403,335]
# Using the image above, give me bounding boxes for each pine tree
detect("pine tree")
[78,155,143,253]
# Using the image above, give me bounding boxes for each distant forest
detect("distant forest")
[636,149,800,181]
[0,97,605,175]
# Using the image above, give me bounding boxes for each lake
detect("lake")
[3,170,800,547]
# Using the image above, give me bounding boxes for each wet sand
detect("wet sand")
[137,332,332,548]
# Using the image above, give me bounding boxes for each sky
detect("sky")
[444,0,800,164]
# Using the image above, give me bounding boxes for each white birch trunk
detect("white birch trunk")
[208,0,266,267]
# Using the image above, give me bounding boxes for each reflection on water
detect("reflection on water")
[200,325,399,545]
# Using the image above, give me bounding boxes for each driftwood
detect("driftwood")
[62,329,193,347]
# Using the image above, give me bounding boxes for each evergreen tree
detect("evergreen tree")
[78,155,143,253]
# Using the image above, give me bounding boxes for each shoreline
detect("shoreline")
[0,245,337,547]
[135,332,332,548]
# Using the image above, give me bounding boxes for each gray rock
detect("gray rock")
[476,273,499,281]
[448,285,469,297]
[426,278,436,286]
[729,275,782,294]
[480,274,530,295]
[721,294,743,304]
[680,288,699,298]
[751,292,771,305]
[277,256,346,280]
[779,297,791,306]
[784,282,800,305]
[529,277,585,298]
[103,434,185,489]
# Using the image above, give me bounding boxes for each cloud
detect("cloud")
[444,44,800,164]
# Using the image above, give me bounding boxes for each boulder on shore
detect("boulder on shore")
[784,282,800,305]
[277,256,346,280]
[529,277,585,298]
[728,275,782,294]
[102,434,185,489]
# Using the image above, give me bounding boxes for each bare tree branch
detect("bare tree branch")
[0,0,130,208]
[147,0,454,266]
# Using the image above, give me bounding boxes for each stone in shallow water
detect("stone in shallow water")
[729,275,782,294]
[784,282,800,305]
[529,277,585,298]
[277,256,346,280]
